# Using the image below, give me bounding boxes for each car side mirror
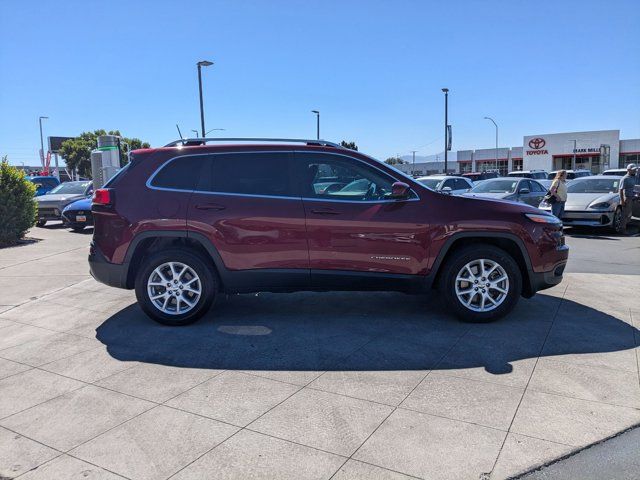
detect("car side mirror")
[391,181,411,199]
[519,188,530,195]
[441,186,452,194]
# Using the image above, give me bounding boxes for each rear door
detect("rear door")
[187,151,309,273]
[293,151,430,279]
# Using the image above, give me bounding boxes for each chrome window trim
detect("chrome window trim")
[145,149,421,204]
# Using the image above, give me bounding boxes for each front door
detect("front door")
[187,151,309,273]
[293,152,430,281]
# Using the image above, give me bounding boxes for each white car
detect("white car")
[416,175,473,195]
[539,175,640,233]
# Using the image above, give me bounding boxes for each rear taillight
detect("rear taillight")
[92,188,113,205]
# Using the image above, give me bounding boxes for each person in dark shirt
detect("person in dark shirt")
[619,163,637,234]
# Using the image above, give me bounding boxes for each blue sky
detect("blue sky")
[1,0,638,165]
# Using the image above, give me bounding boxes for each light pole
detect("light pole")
[205,128,225,136]
[311,110,320,140]
[191,129,199,138]
[411,150,417,176]
[484,117,498,172]
[197,60,213,137]
[38,116,48,168]
[441,89,449,173]
[570,139,577,171]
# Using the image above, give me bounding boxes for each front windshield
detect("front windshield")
[417,179,441,190]
[471,179,517,194]
[49,181,91,195]
[567,178,620,194]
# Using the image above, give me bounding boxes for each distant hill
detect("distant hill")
[399,151,458,163]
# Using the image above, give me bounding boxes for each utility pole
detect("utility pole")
[442,88,449,173]
[570,139,577,171]
[411,150,417,176]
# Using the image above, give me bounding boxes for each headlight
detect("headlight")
[588,201,612,210]
[525,213,562,225]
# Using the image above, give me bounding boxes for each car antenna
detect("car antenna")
[176,124,184,140]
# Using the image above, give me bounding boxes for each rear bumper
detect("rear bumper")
[88,243,130,289]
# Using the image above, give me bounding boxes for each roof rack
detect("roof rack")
[163,137,344,148]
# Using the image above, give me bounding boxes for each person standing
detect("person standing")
[619,163,637,234]
[549,170,568,219]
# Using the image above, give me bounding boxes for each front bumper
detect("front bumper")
[37,206,63,220]
[528,259,567,295]
[561,210,614,227]
[62,210,94,226]
[88,243,130,289]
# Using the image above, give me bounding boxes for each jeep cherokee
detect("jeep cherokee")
[89,138,568,325]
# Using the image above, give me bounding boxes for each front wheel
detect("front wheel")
[440,245,522,323]
[135,249,217,326]
[612,207,624,234]
[36,220,46,227]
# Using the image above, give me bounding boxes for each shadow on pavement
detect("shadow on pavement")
[96,291,638,373]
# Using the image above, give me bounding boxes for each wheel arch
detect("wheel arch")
[430,232,533,297]
[124,231,227,289]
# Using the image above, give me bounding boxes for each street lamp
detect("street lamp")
[191,129,199,138]
[38,116,48,168]
[197,60,213,137]
[311,110,320,140]
[484,117,499,172]
[205,128,225,136]
[441,89,449,173]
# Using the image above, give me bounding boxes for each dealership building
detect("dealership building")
[399,130,640,176]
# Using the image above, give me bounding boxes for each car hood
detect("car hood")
[63,197,92,212]
[462,192,514,200]
[565,193,618,210]
[35,194,86,206]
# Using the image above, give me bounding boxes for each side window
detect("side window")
[442,179,456,190]
[519,180,531,192]
[150,156,205,190]
[296,154,404,201]
[454,178,469,190]
[531,181,545,192]
[201,153,294,197]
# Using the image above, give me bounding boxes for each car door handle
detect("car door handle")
[194,203,226,211]
[310,208,340,215]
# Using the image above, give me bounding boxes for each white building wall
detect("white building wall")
[522,130,620,171]
[620,139,640,154]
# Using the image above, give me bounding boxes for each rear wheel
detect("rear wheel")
[135,249,217,326]
[36,220,46,227]
[71,225,85,232]
[440,245,522,322]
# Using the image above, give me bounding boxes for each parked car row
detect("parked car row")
[34,180,94,230]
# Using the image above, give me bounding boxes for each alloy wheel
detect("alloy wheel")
[146,261,201,315]
[454,258,509,312]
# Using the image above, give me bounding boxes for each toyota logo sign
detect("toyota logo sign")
[528,138,546,149]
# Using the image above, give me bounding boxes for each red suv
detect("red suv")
[89,138,568,325]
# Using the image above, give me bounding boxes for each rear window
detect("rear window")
[198,152,293,197]
[150,156,205,190]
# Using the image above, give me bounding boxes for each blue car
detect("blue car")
[26,176,60,196]
[61,197,93,231]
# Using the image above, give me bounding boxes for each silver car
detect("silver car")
[463,177,547,207]
[539,175,640,233]
[35,181,93,227]
[416,175,473,195]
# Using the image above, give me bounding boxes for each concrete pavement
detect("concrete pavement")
[0,224,638,480]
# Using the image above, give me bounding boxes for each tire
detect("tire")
[612,207,624,234]
[134,248,217,326]
[440,244,522,323]
[72,225,86,232]
[36,220,47,227]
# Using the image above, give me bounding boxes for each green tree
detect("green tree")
[59,130,150,178]
[340,140,358,151]
[0,157,37,247]
[384,156,406,165]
